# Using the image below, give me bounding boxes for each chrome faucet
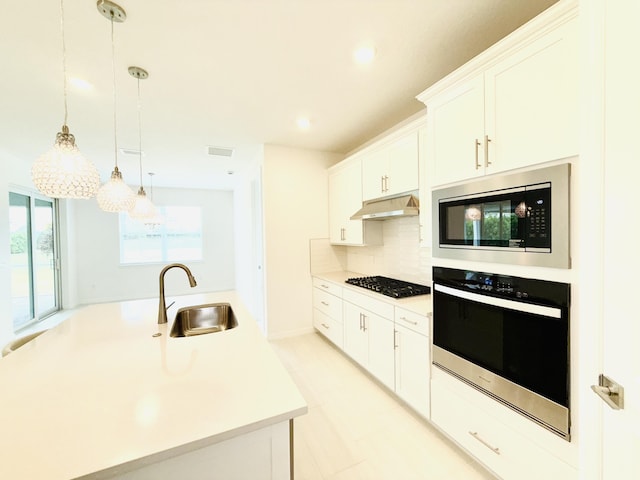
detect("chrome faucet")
[158,263,197,324]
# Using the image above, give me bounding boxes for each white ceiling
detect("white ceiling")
[2,0,558,190]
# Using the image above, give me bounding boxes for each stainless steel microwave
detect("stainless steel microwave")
[432,164,570,268]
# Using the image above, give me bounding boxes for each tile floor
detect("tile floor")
[270,333,496,480]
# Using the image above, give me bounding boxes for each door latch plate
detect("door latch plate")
[591,373,624,410]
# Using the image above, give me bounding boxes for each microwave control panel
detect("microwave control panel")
[524,187,551,249]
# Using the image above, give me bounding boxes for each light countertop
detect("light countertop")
[312,271,432,316]
[0,291,307,480]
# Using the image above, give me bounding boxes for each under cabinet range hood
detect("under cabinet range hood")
[350,192,419,220]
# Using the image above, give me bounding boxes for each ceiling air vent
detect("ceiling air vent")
[120,148,142,156]
[206,146,234,158]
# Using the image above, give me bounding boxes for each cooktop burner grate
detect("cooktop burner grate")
[345,276,431,299]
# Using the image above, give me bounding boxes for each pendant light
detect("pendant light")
[128,66,158,222]
[31,0,100,199]
[96,0,135,212]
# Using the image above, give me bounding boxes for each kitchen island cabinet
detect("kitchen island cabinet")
[0,292,306,480]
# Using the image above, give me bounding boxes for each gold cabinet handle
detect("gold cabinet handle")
[475,139,481,169]
[484,135,492,167]
[399,316,418,326]
[468,431,500,455]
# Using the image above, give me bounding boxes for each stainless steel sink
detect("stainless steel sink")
[169,303,238,337]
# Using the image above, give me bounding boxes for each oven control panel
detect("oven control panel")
[433,266,569,308]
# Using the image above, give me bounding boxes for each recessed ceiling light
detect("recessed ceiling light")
[353,45,376,65]
[296,117,311,130]
[68,77,93,91]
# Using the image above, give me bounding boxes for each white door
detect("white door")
[251,174,266,334]
[594,2,640,478]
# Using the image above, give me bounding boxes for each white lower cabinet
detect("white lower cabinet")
[343,295,395,390]
[313,309,343,348]
[313,277,431,425]
[312,279,343,348]
[393,309,430,418]
[338,286,431,417]
[431,368,577,480]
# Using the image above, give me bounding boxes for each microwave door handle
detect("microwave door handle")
[433,283,562,319]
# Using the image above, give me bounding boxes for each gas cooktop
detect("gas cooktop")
[345,276,431,299]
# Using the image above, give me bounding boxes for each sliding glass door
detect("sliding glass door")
[9,191,60,331]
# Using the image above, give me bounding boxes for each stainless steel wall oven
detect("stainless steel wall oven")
[432,266,571,440]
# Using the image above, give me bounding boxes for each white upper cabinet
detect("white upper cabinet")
[427,74,486,186]
[362,129,420,201]
[417,125,431,247]
[328,157,382,246]
[484,16,578,174]
[419,8,578,187]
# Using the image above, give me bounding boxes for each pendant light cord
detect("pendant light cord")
[110,13,119,168]
[137,76,144,188]
[60,0,68,127]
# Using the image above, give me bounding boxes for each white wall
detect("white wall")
[233,145,266,331]
[69,187,235,305]
[262,144,342,338]
[344,216,431,285]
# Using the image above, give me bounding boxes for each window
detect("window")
[119,206,203,264]
[9,191,60,331]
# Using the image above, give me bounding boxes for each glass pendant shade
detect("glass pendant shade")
[143,172,163,228]
[96,167,135,212]
[129,187,157,221]
[32,125,100,198]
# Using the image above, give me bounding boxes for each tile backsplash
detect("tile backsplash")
[310,216,431,285]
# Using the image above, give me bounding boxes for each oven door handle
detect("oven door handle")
[434,283,562,319]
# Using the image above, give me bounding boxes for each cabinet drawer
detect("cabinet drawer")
[312,277,343,297]
[313,309,343,348]
[431,370,577,480]
[313,288,342,322]
[394,307,429,337]
[343,288,394,319]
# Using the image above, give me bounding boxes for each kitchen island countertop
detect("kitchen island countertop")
[0,291,307,479]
